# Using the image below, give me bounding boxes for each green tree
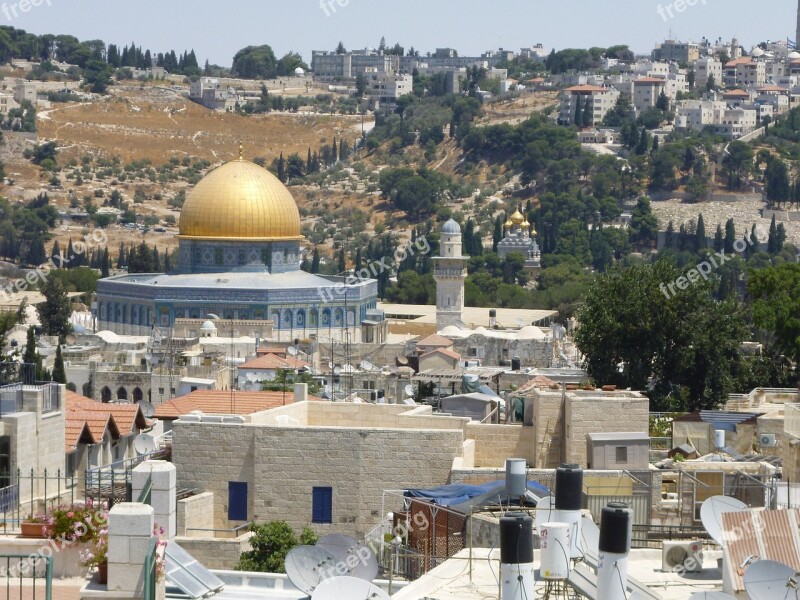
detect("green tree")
[575,259,747,410]
[695,213,707,251]
[748,264,800,383]
[722,141,753,190]
[38,277,71,340]
[724,219,736,255]
[231,45,278,79]
[765,158,792,207]
[52,345,66,384]
[235,521,318,573]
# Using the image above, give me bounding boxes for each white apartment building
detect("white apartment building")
[366,73,413,102]
[755,85,790,116]
[693,57,723,89]
[558,85,620,126]
[632,77,667,113]
[676,99,757,138]
[724,58,766,88]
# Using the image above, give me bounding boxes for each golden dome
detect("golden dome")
[522,219,530,228]
[504,219,514,228]
[178,159,302,241]
[510,209,525,225]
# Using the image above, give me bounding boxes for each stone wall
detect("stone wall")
[177,492,215,536]
[563,393,649,467]
[174,533,253,571]
[172,415,464,539]
[531,391,564,468]
[464,423,535,467]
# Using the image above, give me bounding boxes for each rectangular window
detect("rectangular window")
[228,482,248,521]
[615,446,628,464]
[0,436,10,488]
[312,486,333,524]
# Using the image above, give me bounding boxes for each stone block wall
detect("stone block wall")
[464,423,535,467]
[177,492,215,536]
[174,532,253,571]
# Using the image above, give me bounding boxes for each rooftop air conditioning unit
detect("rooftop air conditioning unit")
[662,541,703,573]
[760,433,778,448]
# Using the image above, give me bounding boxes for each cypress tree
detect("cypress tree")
[695,213,706,251]
[724,218,736,254]
[311,246,320,273]
[52,345,66,384]
[714,224,723,252]
[767,214,778,254]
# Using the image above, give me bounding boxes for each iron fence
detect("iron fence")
[0,553,52,600]
[40,383,60,414]
[85,451,169,508]
[0,384,23,416]
[0,469,77,530]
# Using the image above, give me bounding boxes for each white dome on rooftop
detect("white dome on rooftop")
[201,320,217,331]
[294,67,305,76]
[751,47,765,57]
[789,51,800,60]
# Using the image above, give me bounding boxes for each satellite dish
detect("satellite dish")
[333,366,341,376]
[402,399,416,406]
[404,384,414,397]
[315,535,379,581]
[287,346,299,356]
[134,433,157,456]
[700,495,748,545]
[688,593,738,600]
[464,374,479,383]
[534,495,555,532]
[744,560,800,600]
[312,576,390,600]
[140,401,155,418]
[284,546,340,596]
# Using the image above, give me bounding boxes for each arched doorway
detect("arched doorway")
[116,387,128,402]
[133,387,143,403]
[101,387,112,403]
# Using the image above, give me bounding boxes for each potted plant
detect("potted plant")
[80,528,108,583]
[20,514,46,538]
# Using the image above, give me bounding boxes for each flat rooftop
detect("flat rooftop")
[378,303,557,328]
[392,547,724,600]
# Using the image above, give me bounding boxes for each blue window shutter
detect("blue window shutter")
[228,482,248,521]
[312,487,333,523]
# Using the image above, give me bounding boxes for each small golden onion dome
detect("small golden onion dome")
[522,219,530,229]
[504,219,514,228]
[178,159,302,241]
[510,209,525,224]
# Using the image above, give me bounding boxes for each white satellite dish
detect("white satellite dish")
[744,560,800,600]
[287,346,299,356]
[688,592,739,600]
[333,366,341,376]
[700,495,748,546]
[284,546,340,596]
[315,535,379,582]
[312,576,390,600]
[402,399,416,406]
[134,433,157,456]
[139,401,155,418]
[464,374,479,383]
[404,384,414,397]
[534,495,555,532]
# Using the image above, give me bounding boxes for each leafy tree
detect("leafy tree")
[37,277,71,340]
[235,521,318,573]
[628,197,658,249]
[575,259,747,410]
[722,141,753,190]
[748,264,800,381]
[765,158,791,207]
[231,45,277,79]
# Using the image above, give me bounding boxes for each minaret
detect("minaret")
[433,219,468,331]
[797,0,800,51]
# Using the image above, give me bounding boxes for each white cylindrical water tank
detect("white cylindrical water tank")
[714,429,726,449]
[540,522,571,580]
[554,509,583,559]
[505,458,527,498]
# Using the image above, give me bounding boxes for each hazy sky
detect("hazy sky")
[8,0,798,66]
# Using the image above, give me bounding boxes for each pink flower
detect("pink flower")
[67,512,74,518]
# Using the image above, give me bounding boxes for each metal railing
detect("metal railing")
[0,469,77,531]
[0,384,23,416]
[40,383,60,414]
[85,451,169,508]
[0,553,52,600]
[184,522,252,539]
[143,536,157,600]
[137,475,152,505]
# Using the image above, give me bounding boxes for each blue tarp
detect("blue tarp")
[404,479,550,507]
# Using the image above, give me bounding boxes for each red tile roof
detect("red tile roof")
[633,77,666,84]
[723,89,750,97]
[154,390,322,419]
[757,85,787,92]
[422,347,462,361]
[416,334,454,348]
[64,391,150,451]
[239,353,308,371]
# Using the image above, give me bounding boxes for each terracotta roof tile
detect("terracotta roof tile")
[239,353,308,371]
[416,334,454,348]
[64,391,149,451]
